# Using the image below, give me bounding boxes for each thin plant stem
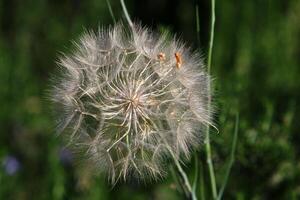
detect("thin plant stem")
[170,165,188,197]
[120,0,133,29]
[206,0,217,199]
[157,118,197,199]
[217,113,239,200]
[205,133,217,199]
[207,0,215,74]
[169,148,197,200]
[106,0,116,23]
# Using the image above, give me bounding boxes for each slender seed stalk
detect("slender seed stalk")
[206,0,217,199]
[205,134,217,199]
[120,0,133,29]
[170,166,188,197]
[207,0,215,74]
[166,145,197,200]
[106,0,116,23]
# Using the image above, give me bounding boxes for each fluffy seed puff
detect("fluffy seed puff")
[50,23,212,183]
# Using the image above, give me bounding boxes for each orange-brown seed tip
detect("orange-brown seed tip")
[157,53,166,61]
[174,52,182,69]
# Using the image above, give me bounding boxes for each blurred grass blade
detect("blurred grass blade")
[217,112,239,200]
[195,1,201,47]
[200,160,206,200]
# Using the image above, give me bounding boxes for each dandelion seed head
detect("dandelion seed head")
[50,23,212,183]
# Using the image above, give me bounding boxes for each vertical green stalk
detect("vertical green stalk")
[206,0,217,199]
[167,146,197,200]
[120,0,133,29]
[170,166,188,197]
[106,0,116,23]
[207,0,215,73]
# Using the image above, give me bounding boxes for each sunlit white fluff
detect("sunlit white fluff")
[50,23,212,183]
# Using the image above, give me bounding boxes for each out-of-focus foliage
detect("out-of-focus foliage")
[0,0,299,199]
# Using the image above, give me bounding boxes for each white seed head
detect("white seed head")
[50,23,212,183]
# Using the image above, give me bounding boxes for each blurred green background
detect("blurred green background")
[0,0,299,199]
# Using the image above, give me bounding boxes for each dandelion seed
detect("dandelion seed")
[50,23,212,183]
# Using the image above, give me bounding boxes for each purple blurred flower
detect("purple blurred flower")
[2,156,21,175]
[59,148,73,165]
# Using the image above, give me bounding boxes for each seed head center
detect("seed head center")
[128,96,141,109]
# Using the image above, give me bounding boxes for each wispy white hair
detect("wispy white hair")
[50,23,212,183]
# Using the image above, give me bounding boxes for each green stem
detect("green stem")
[170,166,188,197]
[205,134,217,199]
[170,150,197,200]
[120,0,133,29]
[207,0,215,74]
[217,113,239,200]
[206,0,217,199]
[105,0,116,23]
